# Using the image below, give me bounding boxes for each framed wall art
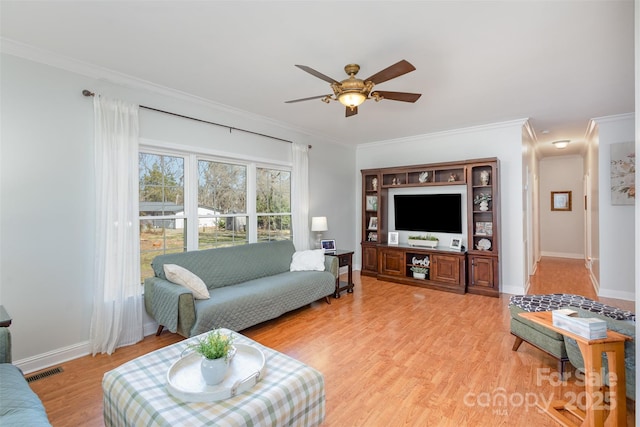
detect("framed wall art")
[551,191,572,211]
[610,141,635,205]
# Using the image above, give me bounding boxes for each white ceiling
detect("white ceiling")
[1,1,634,157]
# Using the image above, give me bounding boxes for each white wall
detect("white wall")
[538,155,585,259]
[593,114,635,301]
[0,52,355,369]
[355,120,526,295]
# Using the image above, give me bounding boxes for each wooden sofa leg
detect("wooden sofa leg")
[512,336,524,351]
[156,325,164,336]
[325,296,331,305]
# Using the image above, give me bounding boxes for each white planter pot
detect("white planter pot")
[201,357,229,385]
[412,272,426,279]
[408,239,438,248]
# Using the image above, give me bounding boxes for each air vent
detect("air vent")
[25,366,63,383]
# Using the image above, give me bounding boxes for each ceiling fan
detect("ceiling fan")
[285,60,422,117]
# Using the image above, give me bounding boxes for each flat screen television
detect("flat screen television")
[394,194,462,233]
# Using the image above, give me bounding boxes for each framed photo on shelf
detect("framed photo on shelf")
[368,216,378,230]
[475,222,486,236]
[365,196,378,212]
[551,191,572,211]
[449,237,463,251]
[484,222,493,236]
[388,232,399,245]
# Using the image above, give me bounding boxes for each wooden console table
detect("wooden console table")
[519,311,631,427]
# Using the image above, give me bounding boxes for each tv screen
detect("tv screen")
[394,194,462,233]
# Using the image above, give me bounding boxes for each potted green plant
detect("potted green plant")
[473,193,492,211]
[407,234,439,248]
[410,265,428,279]
[188,329,235,385]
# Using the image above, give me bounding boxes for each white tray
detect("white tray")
[167,343,266,403]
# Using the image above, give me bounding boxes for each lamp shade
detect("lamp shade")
[311,216,328,232]
[338,92,366,109]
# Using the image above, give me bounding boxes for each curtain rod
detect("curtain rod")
[82,90,310,148]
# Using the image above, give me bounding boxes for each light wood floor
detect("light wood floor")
[29,257,635,426]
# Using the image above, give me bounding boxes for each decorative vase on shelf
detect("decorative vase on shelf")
[480,170,490,186]
[412,272,426,280]
[479,201,489,211]
[201,356,230,386]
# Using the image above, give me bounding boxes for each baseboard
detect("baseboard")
[501,284,526,295]
[597,288,636,302]
[14,341,91,375]
[14,321,161,374]
[540,251,584,259]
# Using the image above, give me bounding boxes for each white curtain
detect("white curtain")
[291,143,310,250]
[89,96,143,355]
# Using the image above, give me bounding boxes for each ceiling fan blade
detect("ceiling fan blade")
[365,60,416,85]
[285,95,330,103]
[295,65,339,84]
[346,106,358,117]
[373,91,422,103]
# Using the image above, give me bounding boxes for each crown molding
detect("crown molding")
[0,37,344,146]
[357,118,529,151]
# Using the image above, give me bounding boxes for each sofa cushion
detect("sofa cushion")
[509,294,635,321]
[290,249,326,272]
[163,264,210,300]
[0,364,52,426]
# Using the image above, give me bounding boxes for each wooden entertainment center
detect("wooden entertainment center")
[361,158,500,297]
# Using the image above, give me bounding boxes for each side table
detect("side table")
[332,250,354,298]
[519,311,630,427]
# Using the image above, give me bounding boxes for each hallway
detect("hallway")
[528,256,634,311]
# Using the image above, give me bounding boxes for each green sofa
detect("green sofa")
[145,240,339,337]
[0,328,52,426]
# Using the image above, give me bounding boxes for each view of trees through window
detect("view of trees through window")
[138,150,292,282]
[197,160,248,249]
[257,168,291,242]
[139,153,186,281]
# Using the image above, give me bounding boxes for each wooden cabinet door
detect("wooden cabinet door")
[469,256,495,288]
[431,254,461,284]
[379,248,404,276]
[362,245,378,274]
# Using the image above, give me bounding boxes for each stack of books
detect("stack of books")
[552,309,607,340]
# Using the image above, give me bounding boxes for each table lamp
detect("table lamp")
[311,216,328,249]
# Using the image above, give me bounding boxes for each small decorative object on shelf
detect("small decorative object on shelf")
[188,329,235,386]
[371,177,378,191]
[392,177,398,185]
[368,232,378,242]
[410,265,428,279]
[448,173,457,182]
[480,170,490,186]
[407,234,438,248]
[473,193,492,211]
[476,238,492,251]
[418,171,429,183]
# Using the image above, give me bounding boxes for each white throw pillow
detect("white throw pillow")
[290,249,326,272]
[163,264,210,300]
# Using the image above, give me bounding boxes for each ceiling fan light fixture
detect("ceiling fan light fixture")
[338,91,367,110]
[552,140,570,149]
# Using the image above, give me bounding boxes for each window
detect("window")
[256,167,291,242]
[139,153,186,281]
[138,149,292,282]
[197,160,248,249]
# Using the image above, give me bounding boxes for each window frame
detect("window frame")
[138,142,292,281]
